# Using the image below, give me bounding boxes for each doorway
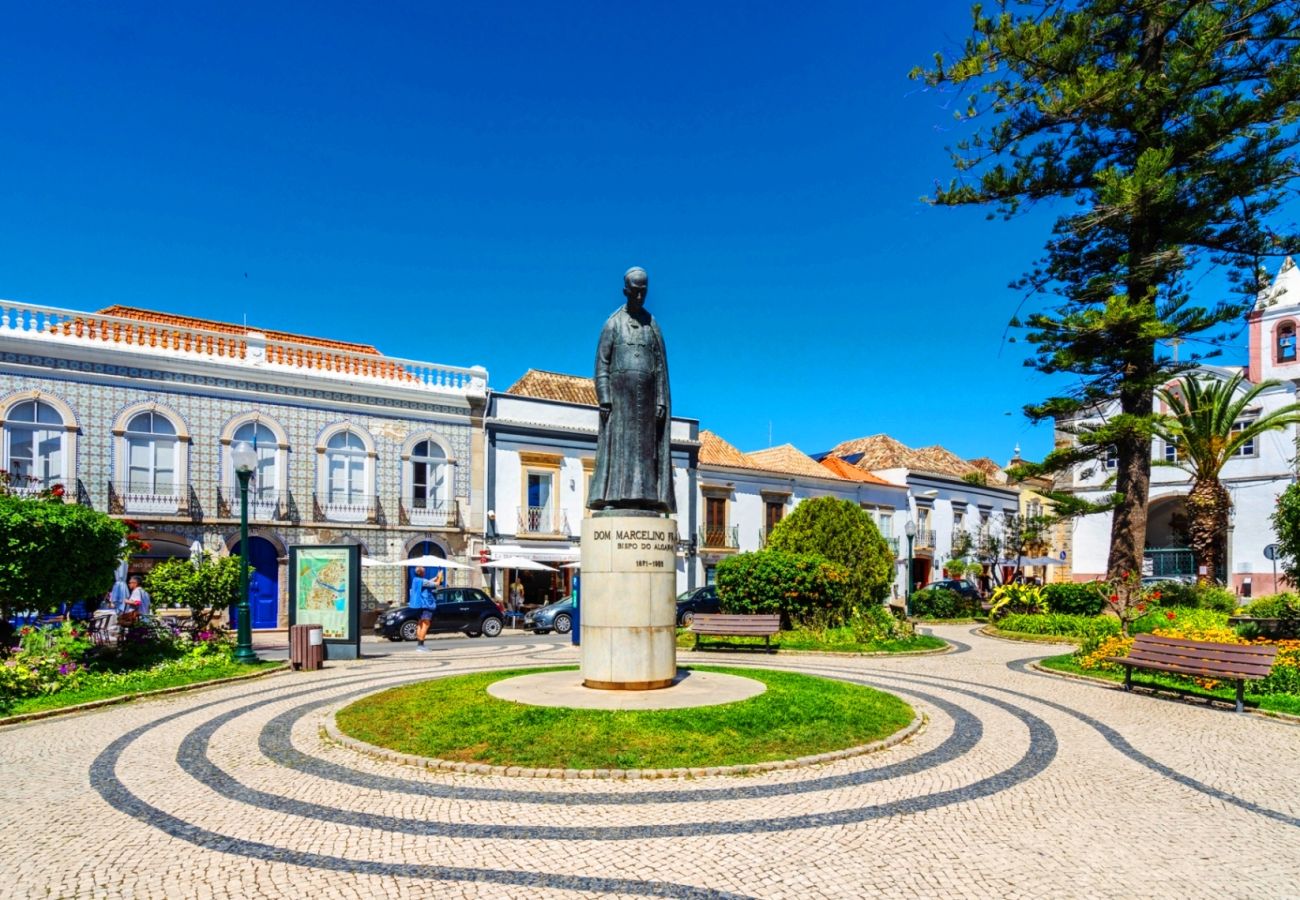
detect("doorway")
[230,536,280,629]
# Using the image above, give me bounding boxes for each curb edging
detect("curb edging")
[0,662,291,728]
[323,710,926,780]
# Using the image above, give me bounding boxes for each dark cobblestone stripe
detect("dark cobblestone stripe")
[175,673,1055,838]
[1004,655,1300,829]
[89,674,754,899]
[256,676,984,806]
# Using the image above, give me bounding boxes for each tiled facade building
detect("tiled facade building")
[0,300,488,628]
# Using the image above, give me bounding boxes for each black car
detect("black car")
[920,579,983,601]
[675,585,720,626]
[374,588,506,641]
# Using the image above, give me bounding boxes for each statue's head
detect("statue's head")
[623,266,648,309]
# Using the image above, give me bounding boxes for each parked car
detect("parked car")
[373,588,505,641]
[675,585,721,626]
[524,597,575,635]
[920,579,984,601]
[1141,574,1197,586]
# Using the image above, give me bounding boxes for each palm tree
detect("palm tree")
[1156,373,1300,582]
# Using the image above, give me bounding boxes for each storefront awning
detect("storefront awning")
[490,545,580,563]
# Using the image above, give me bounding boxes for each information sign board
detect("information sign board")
[288,544,361,660]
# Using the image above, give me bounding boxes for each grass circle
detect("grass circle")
[334,665,914,771]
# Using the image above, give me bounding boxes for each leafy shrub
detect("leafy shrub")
[1243,593,1300,619]
[1041,582,1104,616]
[146,554,246,636]
[1130,606,1228,635]
[714,550,851,628]
[997,613,1120,641]
[988,583,1045,619]
[910,588,975,619]
[1146,580,1239,613]
[801,603,914,643]
[766,497,894,605]
[0,493,128,620]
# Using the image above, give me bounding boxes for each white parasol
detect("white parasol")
[481,556,556,571]
[395,554,476,570]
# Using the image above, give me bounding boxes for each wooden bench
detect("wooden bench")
[1104,634,1278,712]
[688,614,781,653]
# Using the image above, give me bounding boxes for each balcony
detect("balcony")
[913,529,937,551]
[519,506,570,536]
[110,481,183,516]
[218,487,285,521]
[699,525,739,551]
[402,498,459,528]
[313,492,377,523]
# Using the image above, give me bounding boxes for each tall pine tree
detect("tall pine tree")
[914,1,1300,578]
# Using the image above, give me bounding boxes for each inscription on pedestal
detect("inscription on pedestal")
[590,524,676,571]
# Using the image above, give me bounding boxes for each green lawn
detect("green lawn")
[335,665,915,770]
[1,658,281,718]
[675,628,946,654]
[1038,653,1300,717]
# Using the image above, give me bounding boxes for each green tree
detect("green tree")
[1271,482,1300,587]
[0,492,128,619]
[914,1,1300,580]
[145,554,248,635]
[766,496,894,604]
[714,550,851,627]
[1157,372,1300,580]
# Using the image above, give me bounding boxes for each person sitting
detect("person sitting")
[125,575,151,617]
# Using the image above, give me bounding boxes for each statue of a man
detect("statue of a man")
[588,266,675,515]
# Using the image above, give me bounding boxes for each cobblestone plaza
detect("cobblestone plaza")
[2,626,1297,898]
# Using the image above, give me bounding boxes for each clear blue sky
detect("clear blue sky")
[0,2,1255,463]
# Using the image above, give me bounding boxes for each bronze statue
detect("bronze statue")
[588,266,675,515]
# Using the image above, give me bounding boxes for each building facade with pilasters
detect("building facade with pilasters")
[0,301,488,628]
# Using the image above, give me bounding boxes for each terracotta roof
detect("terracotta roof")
[966,457,1008,484]
[504,370,598,405]
[826,434,982,479]
[745,444,840,479]
[818,455,893,485]
[699,430,756,468]
[96,306,381,354]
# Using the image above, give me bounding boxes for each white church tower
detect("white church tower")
[1248,256,1300,384]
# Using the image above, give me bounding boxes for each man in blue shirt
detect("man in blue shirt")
[409,567,443,652]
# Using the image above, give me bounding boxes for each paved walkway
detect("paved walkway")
[1,626,1297,898]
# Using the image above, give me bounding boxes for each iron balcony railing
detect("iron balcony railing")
[699,525,739,550]
[402,498,459,528]
[913,529,937,550]
[312,492,377,523]
[519,506,570,535]
[217,486,285,521]
[109,481,185,516]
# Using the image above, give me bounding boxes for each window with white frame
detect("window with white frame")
[1103,446,1118,470]
[1231,420,1257,457]
[231,421,280,516]
[1163,440,1180,463]
[325,431,368,507]
[126,411,178,496]
[525,471,554,532]
[410,440,448,512]
[877,511,893,539]
[3,400,64,492]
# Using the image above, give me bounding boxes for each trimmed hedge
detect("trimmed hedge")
[714,550,851,628]
[1041,582,1104,617]
[910,588,976,619]
[996,613,1120,641]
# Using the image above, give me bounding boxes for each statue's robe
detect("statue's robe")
[588,305,675,513]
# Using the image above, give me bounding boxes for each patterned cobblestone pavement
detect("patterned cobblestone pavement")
[1,626,1298,898]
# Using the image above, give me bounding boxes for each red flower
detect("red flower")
[1152,590,1161,600]
[1165,611,1176,621]
[1109,595,1119,605]
[51,484,65,497]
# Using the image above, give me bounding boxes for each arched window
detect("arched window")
[3,400,65,492]
[324,430,368,517]
[1279,322,1297,362]
[126,411,178,497]
[232,421,280,517]
[410,439,448,512]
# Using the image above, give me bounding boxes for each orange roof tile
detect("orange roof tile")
[96,305,381,355]
[818,455,893,485]
[745,444,839,479]
[826,434,982,479]
[504,370,598,405]
[699,430,756,468]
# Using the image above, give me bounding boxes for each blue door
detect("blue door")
[407,540,447,601]
[231,538,280,629]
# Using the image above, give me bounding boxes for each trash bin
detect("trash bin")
[290,623,325,671]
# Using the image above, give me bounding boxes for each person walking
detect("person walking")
[411,566,444,652]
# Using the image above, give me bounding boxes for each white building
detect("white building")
[1062,257,1300,594]
[695,431,909,586]
[484,370,699,603]
[819,435,1022,591]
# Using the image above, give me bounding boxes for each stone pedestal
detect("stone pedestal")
[579,515,678,690]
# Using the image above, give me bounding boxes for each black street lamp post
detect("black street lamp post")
[231,440,260,664]
[904,518,917,618]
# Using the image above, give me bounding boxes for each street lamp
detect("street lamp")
[231,440,259,663]
[904,519,917,618]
